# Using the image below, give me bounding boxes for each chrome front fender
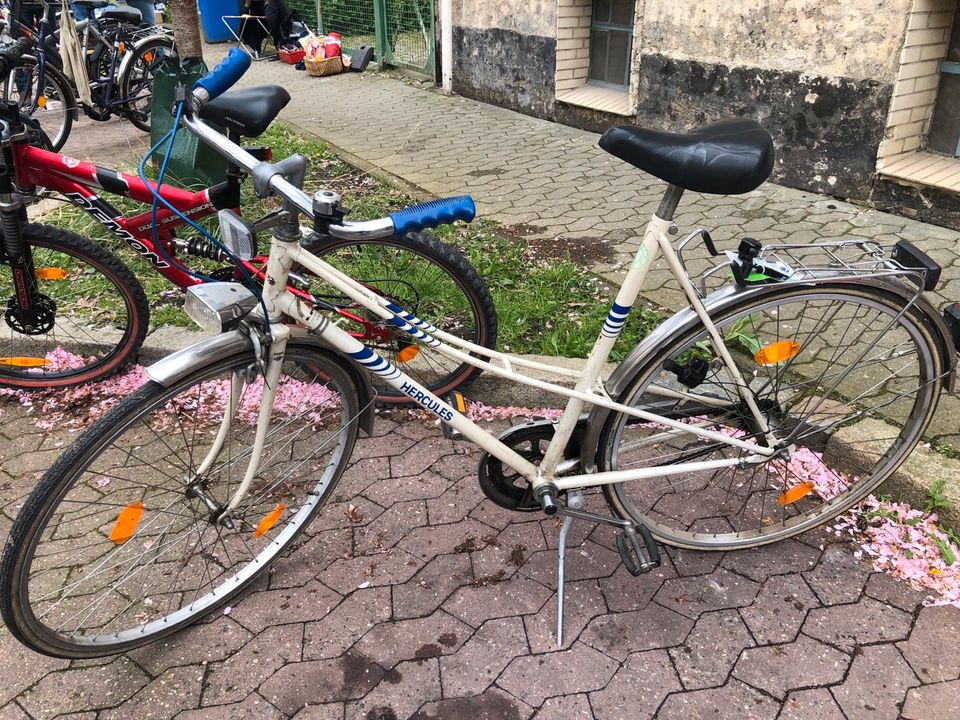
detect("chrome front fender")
[579,277,957,473]
[145,328,376,435]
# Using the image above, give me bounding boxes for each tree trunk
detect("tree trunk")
[168,0,205,62]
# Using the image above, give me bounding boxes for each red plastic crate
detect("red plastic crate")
[279,47,306,64]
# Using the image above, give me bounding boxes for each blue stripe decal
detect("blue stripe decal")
[349,347,375,362]
[600,301,633,339]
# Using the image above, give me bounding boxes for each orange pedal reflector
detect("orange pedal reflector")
[755,340,800,366]
[109,500,144,544]
[35,267,68,280]
[396,345,420,364]
[777,482,815,506]
[118,42,126,54]
[37,95,46,108]
[253,503,285,538]
[0,356,48,367]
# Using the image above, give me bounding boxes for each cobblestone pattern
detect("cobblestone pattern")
[2,404,960,719]
[208,46,960,448]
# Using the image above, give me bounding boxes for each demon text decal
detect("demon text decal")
[65,192,170,269]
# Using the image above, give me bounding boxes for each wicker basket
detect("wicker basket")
[305,56,344,77]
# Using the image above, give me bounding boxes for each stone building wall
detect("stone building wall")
[449,0,931,205]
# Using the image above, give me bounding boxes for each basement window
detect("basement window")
[588,0,635,88]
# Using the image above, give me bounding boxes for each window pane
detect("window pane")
[594,0,611,24]
[929,74,960,156]
[589,28,609,82]
[606,29,631,85]
[610,0,634,26]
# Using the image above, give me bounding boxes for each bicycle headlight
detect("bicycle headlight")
[185,283,257,332]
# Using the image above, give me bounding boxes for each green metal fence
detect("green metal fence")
[318,0,434,77]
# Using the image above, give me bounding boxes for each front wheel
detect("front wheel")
[0,342,362,657]
[599,283,943,550]
[0,223,149,389]
[311,231,497,404]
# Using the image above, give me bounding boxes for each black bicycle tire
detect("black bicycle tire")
[8,56,77,151]
[117,35,175,133]
[0,343,362,657]
[598,282,943,550]
[0,223,150,389]
[312,231,498,404]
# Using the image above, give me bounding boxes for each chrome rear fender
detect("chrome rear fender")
[579,277,956,474]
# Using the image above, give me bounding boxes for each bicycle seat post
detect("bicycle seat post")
[655,184,684,222]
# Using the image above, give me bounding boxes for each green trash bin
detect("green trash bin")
[149,57,228,189]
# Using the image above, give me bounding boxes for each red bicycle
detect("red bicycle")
[0,44,496,399]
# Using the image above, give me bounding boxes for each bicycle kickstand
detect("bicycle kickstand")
[555,492,662,648]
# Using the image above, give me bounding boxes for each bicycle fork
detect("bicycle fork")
[0,162,50,336]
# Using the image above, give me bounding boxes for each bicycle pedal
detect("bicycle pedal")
[441,391,467,440]
[616,524,661,576]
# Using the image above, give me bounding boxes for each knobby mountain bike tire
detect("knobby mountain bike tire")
[0,342,362,657]
[311,231,498,404]
[0,223,149,389]
[2,56,76,151]
[598,282,943,550]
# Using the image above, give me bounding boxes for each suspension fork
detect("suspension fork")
[0,163,39,314]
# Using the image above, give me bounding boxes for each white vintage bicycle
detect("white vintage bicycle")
[3,50,959,657]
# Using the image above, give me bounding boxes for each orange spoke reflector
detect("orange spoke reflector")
[118,42,126,54]
[109,499,144,544]
[777,482,815,506]
[0,356,48,367]
[144,51,154,62]
[37,95,46,108]
[396,345,420,364]
[35,267,68,280]
[253,503,285,538]
[754,340,800,366]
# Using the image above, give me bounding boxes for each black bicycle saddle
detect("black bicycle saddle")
[200,85,291,138]
[100,6,142,24]
[599,118,774,195]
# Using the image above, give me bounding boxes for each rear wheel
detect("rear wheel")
[0,224,149,389]
[0,343,362,657]
[312,231,497,404]
[1,56,76,151]
[599,284,942,550]
[118,36,174,132]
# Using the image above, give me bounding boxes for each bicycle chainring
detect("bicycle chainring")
[5,294,56,335]
[478,422,554,512]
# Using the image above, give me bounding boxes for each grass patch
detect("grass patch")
[42,123,660,360]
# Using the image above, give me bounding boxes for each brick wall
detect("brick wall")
[555,0,592,92]
[878,0,957,164]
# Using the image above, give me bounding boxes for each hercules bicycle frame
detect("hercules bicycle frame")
[11,141,230,286]
[195,191,780,514]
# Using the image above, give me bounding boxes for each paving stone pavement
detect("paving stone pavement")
[4,52,960,718]
[2,402,960,719]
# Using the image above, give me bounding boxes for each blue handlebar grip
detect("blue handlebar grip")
[194,49,252,101]
[390,196,476,236]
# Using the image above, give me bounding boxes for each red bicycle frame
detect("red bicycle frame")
[13,143,232,288]
[10,142,392,342]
